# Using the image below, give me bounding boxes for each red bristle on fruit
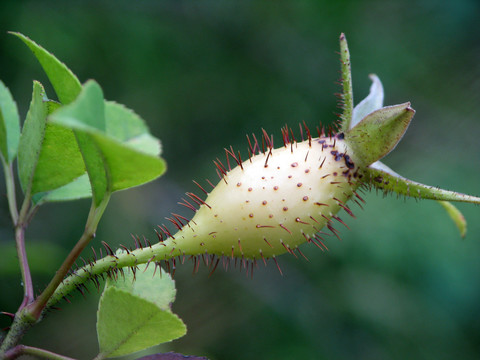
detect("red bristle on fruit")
[209,257,220,277]
[326,224,342,241]
[279,223,292,234]
[251,133,260,154]
[224,148,232,170]
[263,236,273,248]
[261,128,273,150]
[296,247,309,261]
[192,180,208,195]
[289,127,296,143]
[186,192,211,209]
[332,215,350,229]
[264,148,272,167]
[178,198,197,212]
[214,159,227,176]
[166,216,183,231]
[272,256,283,276]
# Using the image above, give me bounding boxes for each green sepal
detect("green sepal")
[339,33,354,132]
[346,102,414,166]
[0,80,21,164]
[366,161,480,236]
[438,201,467,238]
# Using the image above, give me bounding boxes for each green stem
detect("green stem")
[1,194,110,352]
[2,161,18,225]
[15,226,33,309]
[1,159,34,309]
[2,344,77,360]
[27,196,110,319]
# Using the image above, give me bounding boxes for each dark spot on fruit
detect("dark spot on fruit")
[262,200,267,205]
[291,162,298,167]
[305,169,310,173]
[303,196,308,201]
[269,214,274,218]
[297,183,302,187]
[277,166,281,169]
[374,176,383,183]
[344,154,355,169]
[248,187,253,191]
[273,186,279,190]
[246,200,250,203]
[288,175,292,178]
[333,172,337,176]
[283,207,288,211]
[249,213,254,218]
[261,176,265,180]
[237,182,241,187]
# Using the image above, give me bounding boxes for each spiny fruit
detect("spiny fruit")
[48,33,480,306]
[163,130,361,261]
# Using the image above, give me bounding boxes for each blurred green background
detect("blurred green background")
[1,0,480,359]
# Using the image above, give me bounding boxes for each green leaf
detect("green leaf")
[351,74,384,129]
[97,264,186,358]
[346,103,415,166]
[48,80,108,204]
[0,80,21,164]
[15,86,89,203]
[50,80,166,205]
[339,33,354,133]
[105,101,161,156]
[30,122,87,201]
[17,81,49,194]
[10,32,82,104]
[106,259,177,310]
[32,174,91,204]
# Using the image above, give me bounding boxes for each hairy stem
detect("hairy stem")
[2,344,77,360]
[47,239,174,308]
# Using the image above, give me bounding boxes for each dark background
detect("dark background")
[1,1,480,359]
